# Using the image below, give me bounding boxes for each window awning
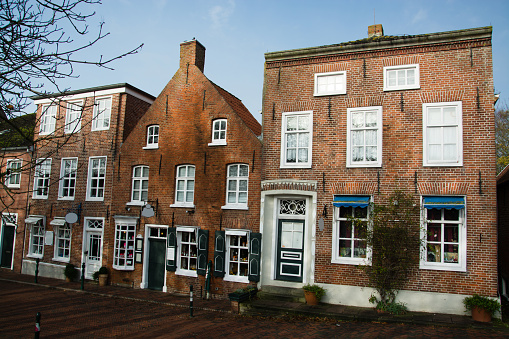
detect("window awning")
[333,196,370,208]
[25,216,43,224]
[423,196,465,210]
[50,217,66,226]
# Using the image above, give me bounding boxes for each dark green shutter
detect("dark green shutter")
[197,229,209,276]
[213,230,226,277]
[248,232,262,282]
[166,227,177,271]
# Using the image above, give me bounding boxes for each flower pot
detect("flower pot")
[471,306,491,322]
[304,290,319,305]
[98,274,108,287]
[65,277,71,283]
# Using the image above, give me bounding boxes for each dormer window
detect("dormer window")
[209,119,227,146]
[144,125,159,149]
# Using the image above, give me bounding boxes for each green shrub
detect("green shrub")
[463,295,500,316]
[302,284,326,300]
[63,263,77,280]
[92,266,109,280]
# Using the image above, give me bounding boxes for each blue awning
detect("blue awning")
[333,196,370,208]
[423,196,465,210]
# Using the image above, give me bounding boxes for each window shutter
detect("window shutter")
[248,232,262,282]
[197,229,209,276]
[166,227,177,271]
[213,230,226,277]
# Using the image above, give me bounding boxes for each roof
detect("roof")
[30,83,155,101]
[211,82,262,136]
[0,113,36,149]
[497,164,509,185]
[265,26,492,62]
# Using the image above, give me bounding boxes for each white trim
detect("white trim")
[314,71,347,96]
[383,64,420,91]
[91,96,112,132]
[5,159,22,188]
[280,111,313,169]
[346,106,383,168]
[145,125,159,149]
[33,87,155,105]
[221,204,249,210]
[39,104,57,135]
[32,158,52,199]
[49,217,66,226]
[175,226,199,277]
[422,101,463,167]
[209,118,228,146]
[58,157,78,200]
[112,217,136,271]
[141,224,169,291]
[82,217,105,279]
[64,100,83,134]
[86,156,107,201]
[53,222,72,262]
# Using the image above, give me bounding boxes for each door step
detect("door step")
[256,285,305,303]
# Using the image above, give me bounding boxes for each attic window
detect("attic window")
[209,119,227,146]
[314,71,346,96]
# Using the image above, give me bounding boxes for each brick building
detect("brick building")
[497,165,509,300]
[26,84,154,279]
[259,25,497,315]
[108,39,262,296]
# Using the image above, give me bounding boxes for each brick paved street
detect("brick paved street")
[0,279,508,338]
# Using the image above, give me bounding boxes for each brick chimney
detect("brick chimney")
[368,24,384,38]
[180,39,206,72]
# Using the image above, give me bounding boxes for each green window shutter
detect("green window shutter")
[166,227,177,271]
[213,230,226,277]
[248,232,262,282]
[197,229,209,276]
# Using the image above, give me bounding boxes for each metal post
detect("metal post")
[34,312,41,339]
[190,285,194,317]
[205,260,212,300]
[81,261,86,291]
[34,258,39,283]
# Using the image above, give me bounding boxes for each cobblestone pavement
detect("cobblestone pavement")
[1,279,508,338]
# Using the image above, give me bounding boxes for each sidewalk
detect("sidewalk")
[0,268,506,333]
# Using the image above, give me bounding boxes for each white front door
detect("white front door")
[83,218,104,279]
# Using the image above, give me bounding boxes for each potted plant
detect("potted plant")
[63,263,77,282]
[302,284,325,305]
[93,266,109,287]
[463,294,500,322]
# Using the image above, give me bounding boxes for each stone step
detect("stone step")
[257,285,305,303]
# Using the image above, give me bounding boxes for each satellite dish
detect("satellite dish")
[65,212,78,224]
[141,204,154,218]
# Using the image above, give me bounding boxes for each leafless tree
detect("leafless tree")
[495,102,509,174]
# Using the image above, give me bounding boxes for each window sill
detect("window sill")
[143,145,159,150]
[346,162,382,168]
[126,201,146,206]
[91,127,110,132]
[383,86,420,92]
[6,185,20,189]
[113,266,135,271]
[313,91,346,97]
[176,269,198,278]
[32,195,49,200]
[423,162,463,167]
[27,254,43,259]
[419,262,466,272]
[52,257,70,263]
[221,204,248,210]
[224,275,249,283]
[87,197,105,202]
[170,203,195,208]
[280,163,312,169]
[208,141,227,146]
[332,257,371,266]
[58,197,75,201]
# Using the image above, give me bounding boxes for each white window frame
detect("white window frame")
[39,104,57,135]
[53,222,71,262]
[33,158,52,199]
[332,200,371,265]
[28,219,45,258]
[346,106,383,167]
[5,159,22,188]
[144,125,159,149]
[224,229,250,283]
[129,165,149,205]
[86,156,107,201]
[58,158,78,200]
[171,165,195,208]
[280,111,313,169]
[422,101,463,167]
[91,96,112,131]
[383,64,420,91]
[64,100,83,134]
[222,164,249,210]
[420,196,467,272]
[176,226,198,277]
[208,119,227,146]
[314,71,347,96]
[113,220,136,271]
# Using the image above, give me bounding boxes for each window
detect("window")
[347,106,382,167]
[5,159,22,188]
[172,165,195,207]
[86,156,106,201]
[176,227,198,277]
[209,119,227,146]
[54,222,71,261]
[281,111,312,168]
[420,196,466,271]
[332,196,370,264]
[314,71,346,96]
[92,97,112,131]
[222,164,248,210]
[423,101,463,166]
[64,100,83,134]
[225,230,250,282]
[33,159,52,199]
[144,125,159,149]
[383,64,420,91]
[113,221,136,270]
[131,166,149,204]
[39,104,57,135]
[59,158,77,199]
[28,218,44,258]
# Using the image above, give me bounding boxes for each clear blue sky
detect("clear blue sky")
[60,0,509,122]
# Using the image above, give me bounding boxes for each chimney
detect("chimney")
[180,39,206,73]
[368,24,384,38]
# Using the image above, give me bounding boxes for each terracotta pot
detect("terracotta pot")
[65,277,71,283]
[304,290,319,305]
[471,306,491,322]
[98,274,108,287]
